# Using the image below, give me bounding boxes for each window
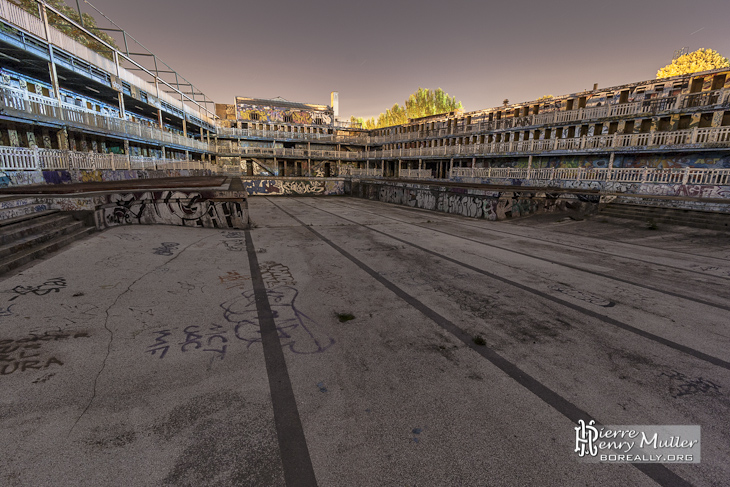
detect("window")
[699,113,713,128]
[690,77,704,93]
[608,122,618,135]
[640,119,652,133]
[623,121,634,134]
[712,74,727,91]
[677,115,691,130]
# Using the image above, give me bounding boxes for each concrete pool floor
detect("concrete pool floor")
[1,196,729,486]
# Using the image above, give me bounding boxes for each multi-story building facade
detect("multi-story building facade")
[0,0,728,185]
[364,72,730,179]
[0,0,214,173]
[214,97,367,177]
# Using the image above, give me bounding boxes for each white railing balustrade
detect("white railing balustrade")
[0,86,211,152]
[0,146,216,173]
[448,166,730,186]
[346,167,383,177]
[400,169,433,179]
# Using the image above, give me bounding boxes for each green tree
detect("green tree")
[358,88,463,129]
[9,0,119,60]
[656,48,729,79]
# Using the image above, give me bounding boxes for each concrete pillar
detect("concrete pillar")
[182,119,187,138]
[26,131,37,148]
[7,129,19,147]
[56,129,69,151]
[608,152,615,171]
[39,4,62,108]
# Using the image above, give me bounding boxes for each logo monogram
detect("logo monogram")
[575,419,599,457]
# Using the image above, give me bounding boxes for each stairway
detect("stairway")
[0,197,95,275]
[599,203,730,232]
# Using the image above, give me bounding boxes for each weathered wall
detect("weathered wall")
[242,178,347,196]
[0,169,214,187]
[38,190,248,230]
[488,152,730,169]
[351,181,597,220]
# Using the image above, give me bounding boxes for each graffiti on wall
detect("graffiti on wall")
[616,153,730,169]
[236,102,333,125]
[356,182,598,221]
[94,190,247,230]
[243,179,345,196]
[3,169,212,188]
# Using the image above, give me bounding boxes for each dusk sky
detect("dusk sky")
[85,0,730,121]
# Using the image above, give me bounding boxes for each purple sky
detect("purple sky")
[84,0,730,121]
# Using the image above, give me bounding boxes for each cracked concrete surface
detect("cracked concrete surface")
[0,197,728,486]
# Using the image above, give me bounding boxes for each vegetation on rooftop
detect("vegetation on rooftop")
[656,48,729,79]
[10,0,119,60]
[351,88,463,129]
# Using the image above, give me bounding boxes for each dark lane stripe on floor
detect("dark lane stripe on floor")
[289,197,730,371]
[245,229,318,487]
[337,196,730,281]
[268,198,691,487]
[324,198,730,312]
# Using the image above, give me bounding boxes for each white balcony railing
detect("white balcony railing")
[365,91,727,145]
[0,146,216,172]
[0,86,211,152]
[449,166,730,186]
[344,167,383,177]
[400,168,433,179]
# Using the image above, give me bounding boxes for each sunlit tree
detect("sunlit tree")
[357,88,463,129]
[656,48,729,78]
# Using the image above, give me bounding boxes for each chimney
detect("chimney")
[330,91,339,117]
